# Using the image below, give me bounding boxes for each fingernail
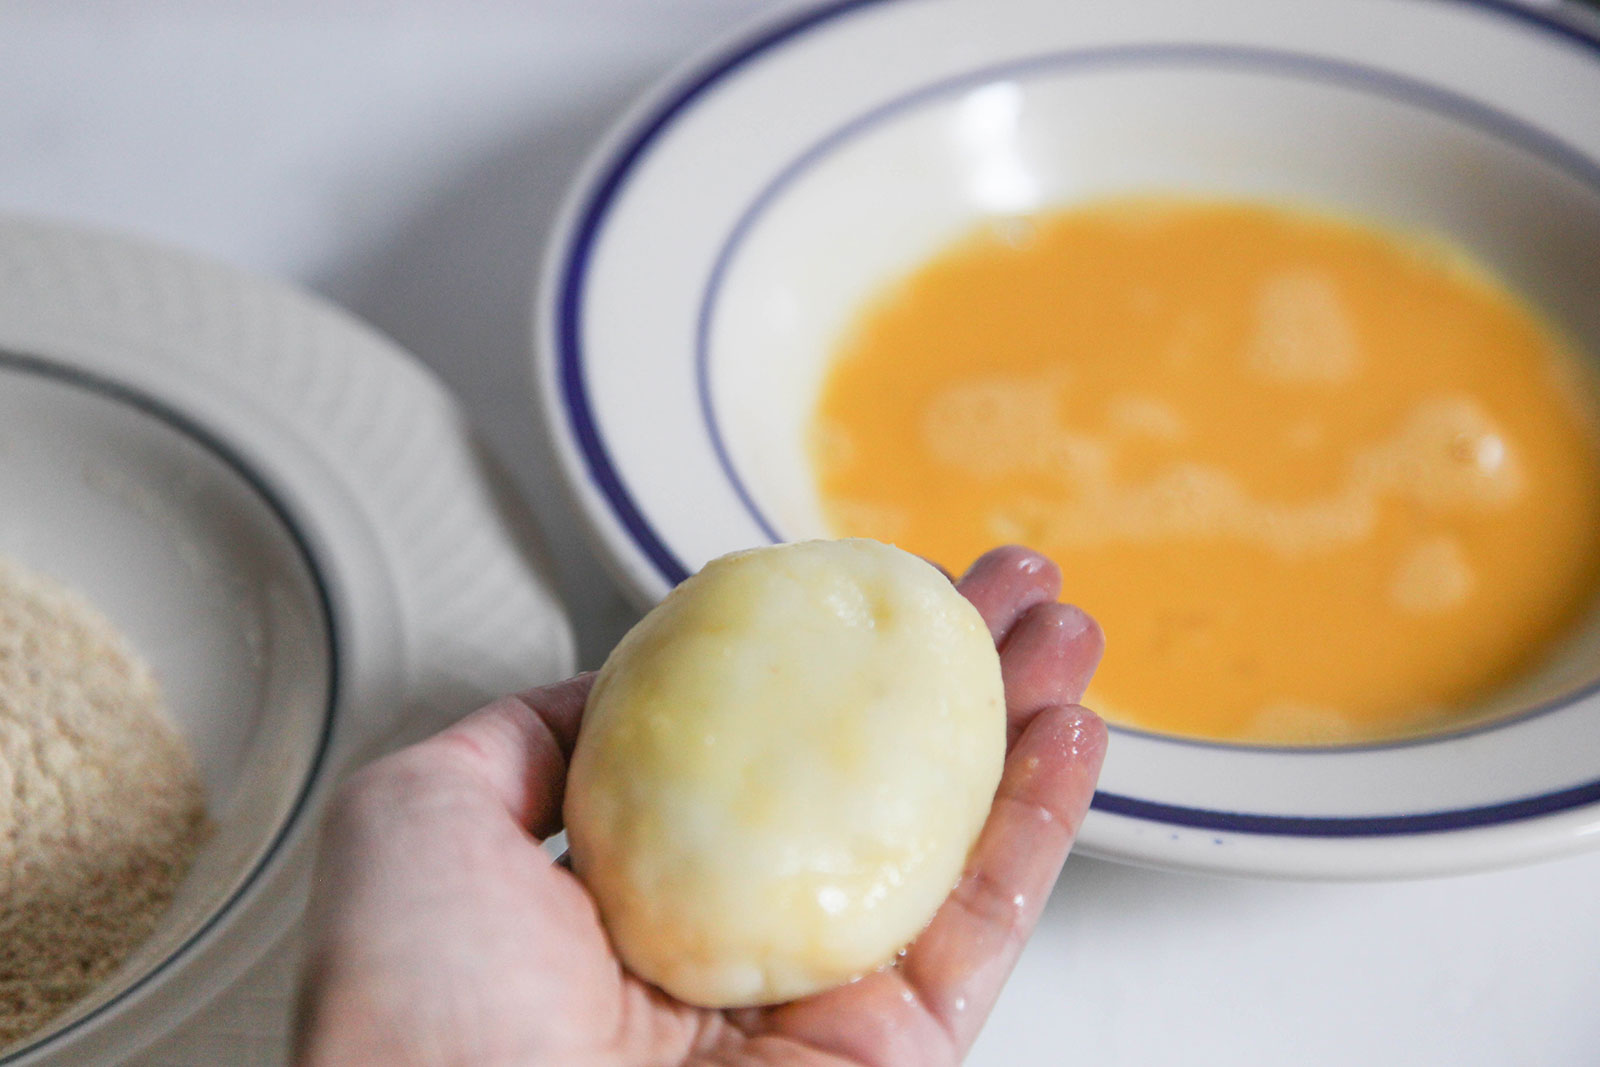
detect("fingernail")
[1047,603,1097,642]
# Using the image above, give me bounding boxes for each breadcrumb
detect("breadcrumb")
[0,556,209,1047]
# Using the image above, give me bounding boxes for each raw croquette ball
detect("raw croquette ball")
[563,538,1006,1007]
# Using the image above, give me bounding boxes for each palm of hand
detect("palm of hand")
[298,547,1106,1067]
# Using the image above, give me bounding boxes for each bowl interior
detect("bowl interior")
[705,54,1600,725]
[0,355,331,1050]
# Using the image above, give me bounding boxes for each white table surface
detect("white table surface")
[4,2,1598,1064]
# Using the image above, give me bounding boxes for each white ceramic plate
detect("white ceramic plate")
[0,216,573,1065]
[535,0,1600,879]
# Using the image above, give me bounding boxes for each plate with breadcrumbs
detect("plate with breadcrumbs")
[0,217,573,1066]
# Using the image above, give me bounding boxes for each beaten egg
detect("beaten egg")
[813,198,1600,745]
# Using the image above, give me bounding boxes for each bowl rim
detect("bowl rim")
[534,0,1600,873]
[0,349,340,1063]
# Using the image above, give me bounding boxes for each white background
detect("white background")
[4,2,1598,1064]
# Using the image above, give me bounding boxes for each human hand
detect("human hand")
[295,545,1107,1067]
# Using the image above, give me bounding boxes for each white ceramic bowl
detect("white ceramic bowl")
[0,354,334,1058]
[0,218,573,1064]
[535,0,1600,878]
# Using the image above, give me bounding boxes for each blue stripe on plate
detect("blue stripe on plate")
[1095,776,1600,837]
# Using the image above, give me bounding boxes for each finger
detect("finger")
[758,705,1105,1065]
[897,704,1106,1053]
[956,545,1063,644]
[415,672,595,838]
[999,602,1104,745]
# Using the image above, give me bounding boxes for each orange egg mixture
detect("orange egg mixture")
[813,199,1600,744]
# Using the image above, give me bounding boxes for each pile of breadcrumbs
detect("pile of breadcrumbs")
[0,555,209,1047]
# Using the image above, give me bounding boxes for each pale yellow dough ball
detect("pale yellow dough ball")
[564,538,1006,1008]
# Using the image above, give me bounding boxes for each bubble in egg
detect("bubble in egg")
[563,538,1006,1008]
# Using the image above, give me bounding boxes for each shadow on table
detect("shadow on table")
[1049,848,1360,931]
